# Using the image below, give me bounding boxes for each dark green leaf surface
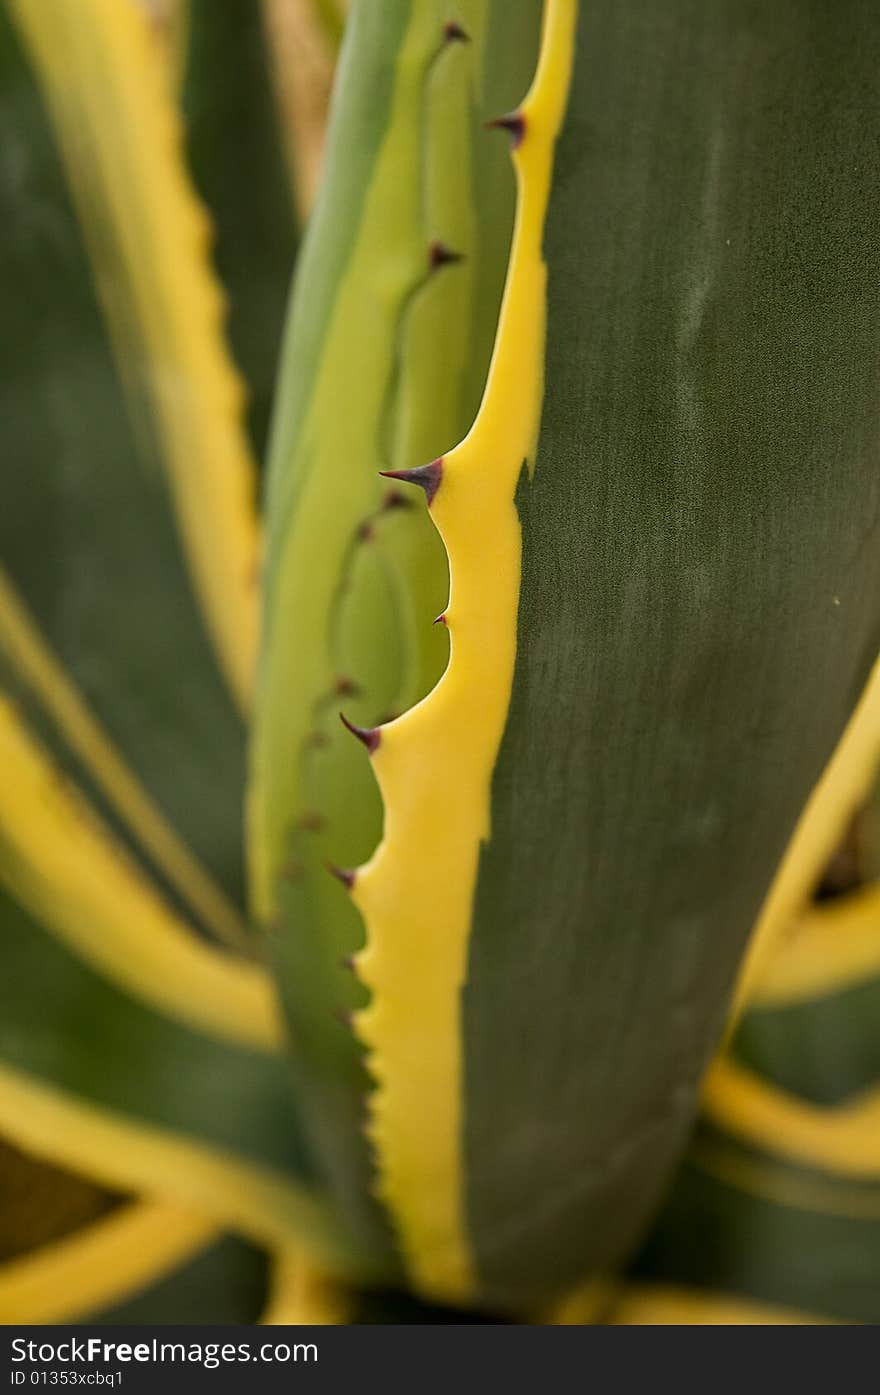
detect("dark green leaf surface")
[736,975,880,1107]
[631,1138,880,1324]
[183,0,298,460]
[94,1235,268,1325]
[463,0,880,1302]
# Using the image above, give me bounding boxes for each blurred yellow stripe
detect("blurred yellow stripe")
[608,1285,828,1326]
[750,884,880,1009]
[0,698,284,1053]
[546,1277,618,1325]
[260,1250,350,1325]
[703,1058,880,1180]
[0,1064,365,1277]
[690,1134,880,1219]
[0,1199,218,1323]
[0,570,250,954]
[733,655,880,1019]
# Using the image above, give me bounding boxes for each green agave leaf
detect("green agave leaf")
[450,0,880,1303]
[0,0,253,944]
[182,0,298,459]
[747,884,880,1013]
[0,1191,220,1324]
[263,0,880,1308]
[736,974,880,1108]
[3,0,263,715]
[629,1129,880,1324]
[0,881,371,1276]
[629,885,880,1324]
[250,0,542,1273]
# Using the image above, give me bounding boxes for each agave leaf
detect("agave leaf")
[749,887,880,1011]
[260,1249,350,1325]
[182,0,298,458]
[329,0,880,1306]
[93,1232,270,1324]
[626,922,880,1324]
[704,1058,880,1181]
[0,575,250,955]
[0,699,280,1049]
[0,0,334,1311]
[629,1128,880,1324]
[0,879,375,1275]
[5,0,261,715]
[0,1198,220,1324]
[735,978,880,1113]
[250,0,542,1272]
[0,0,252,939]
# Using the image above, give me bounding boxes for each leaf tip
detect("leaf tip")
[486,110,526,148]
[378,458,443,507]
[326,861,357,891]
[428,239,465,272]
[339,711,382,755]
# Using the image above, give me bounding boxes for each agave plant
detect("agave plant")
[1,0,879,1325]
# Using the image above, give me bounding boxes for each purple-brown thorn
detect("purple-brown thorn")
[334,675,361,698]
[326,861,357,891]
[357,519,375,542]
[340,954,356,972]
[486,110,526,148]
[333,1007,354,1030]
[433,612,448,626]
[339,711,381,754]
[378,458,443,507]
[298,811,325,833]
[443,20,470,43]
[428,239,464,272]
[380,488,412,513]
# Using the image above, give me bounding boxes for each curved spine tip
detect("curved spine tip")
[433,612,448,626]
[442,21,470,44]
[485,110,526,148]
[428,239,465,272]
[326,860,357,890]
[378,458,443,507]
[339,711,381,754]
